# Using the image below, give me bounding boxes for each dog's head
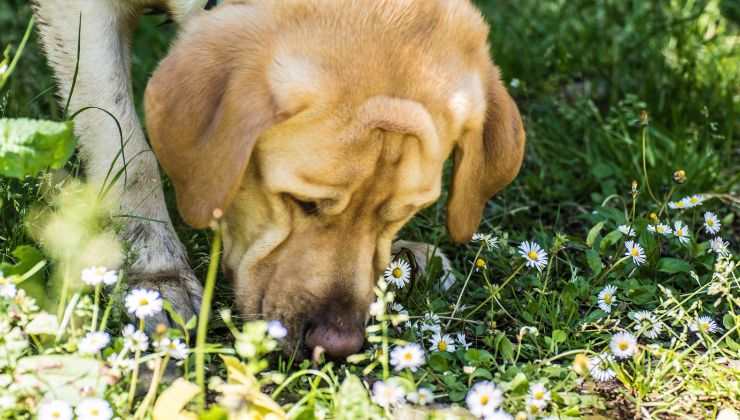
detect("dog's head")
[145,0,525,358]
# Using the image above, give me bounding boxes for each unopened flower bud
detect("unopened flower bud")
[673,169,687,184]
[639,110,649,126]
[649,212,658,223]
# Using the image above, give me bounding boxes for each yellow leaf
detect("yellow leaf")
[153,378,201,420]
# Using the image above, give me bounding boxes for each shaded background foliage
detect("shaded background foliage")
[1,0,739,286]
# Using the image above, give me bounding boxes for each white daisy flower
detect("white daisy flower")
[407,388,434,406]
[418,312,442,334]
[125,288,163,319]
[647,223,672,236]
[703,212,721,235]
[672,221,690,244]
[78,331,110,355]
[624,241,646,266]
[155,337,188,360]
[384,259,412,288]
[597,285,617,313]
[429,333,456,353]
[618,225,635,237]
[588,353,616,382]
[466,381,503,418]
[0,394,16,410]
[485,410,514,420]
[75,398,113,420]
[456,332,471,350]
[107,352,135,373]
[390,343,425,371]
[472,232,500,250]
[524,397,545,416]
[518,241,548,272]
[372,380,405,408]
[668,199,688,210]
[37,399,73,420]
[709,237,730,256]
[81,266,118,286]
[529,383,551,406]
[610,332,638,359]
[25,312,59,336]
[690,315,719,335]
[122,324,149,352]
[0,273,17,300]
[368,299,384,317]
[267,320,288,339]
[631,311,662,339]
[686,194,705,208]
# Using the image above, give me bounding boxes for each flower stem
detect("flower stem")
[195,222,223,409]
[446,244,485,329]
[91,283,101,332]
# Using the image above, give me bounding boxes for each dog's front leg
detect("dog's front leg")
[32,0,202,331]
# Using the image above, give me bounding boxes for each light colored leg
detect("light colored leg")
[32,0,202,328]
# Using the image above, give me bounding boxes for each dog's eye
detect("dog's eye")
[289,195,320,215]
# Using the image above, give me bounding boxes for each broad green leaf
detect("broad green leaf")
[0,118,75,178]
[723,313,735,330]
[586,221,606,247]
[0,245,48,308]
[657,258,692,274]
[428,352,450,372]
[599,230,622,252]
[552,329,567,344]
[586,249,603,275]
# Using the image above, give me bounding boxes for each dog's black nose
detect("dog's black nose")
[305,322,364,359]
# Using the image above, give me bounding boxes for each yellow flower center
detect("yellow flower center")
[91,409,99,416]
[676,228,684,236]
[475,258,486,268]
[139,298,149,306]
[630,247,640,257]
[403,352,413,361]
[534,390,544,399]
[657,226,665,233]
[479,395,489,405]
[603,294,612,304]
[707,220,714,226]
[690,197,698,204]
[527,250,538,260]
[438,341,447,352]
[699,322,708,332]
[392,268,402,278]
[618,342,629,351]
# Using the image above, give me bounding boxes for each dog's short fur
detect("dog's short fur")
[34,0,525,358]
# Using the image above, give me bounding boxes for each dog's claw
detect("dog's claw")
[127,269,203,336]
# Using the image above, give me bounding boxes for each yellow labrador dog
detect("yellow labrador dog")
[34,0,525,358]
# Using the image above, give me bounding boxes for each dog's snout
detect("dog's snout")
[305,322,364,359]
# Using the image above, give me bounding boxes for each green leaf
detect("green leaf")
[657,258,692,274]
[586,249,603,275]
[428,352,450,372]
[0,118,75,178]
[722,313,735,330]
[552,329,567,344]
[586,221,606,247]
[0,245,48,308]
[599,230,622,252]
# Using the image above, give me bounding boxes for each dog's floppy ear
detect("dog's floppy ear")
[446,64,526,243]
[145,14,275,228]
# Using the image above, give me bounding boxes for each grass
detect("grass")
[1,0,739,419]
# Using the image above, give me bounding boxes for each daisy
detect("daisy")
[155,337,188,360]
[0,273,16,300]
[588,353,616,382]
[631,311,662,339]
[474,257,487,271]
[524,397,544,416]
[673,221,690,245]
[26,312,60,336]
[618,225,635,237]
[668,200,688,210]
[690,315,719,335]
[75,398,113,420]
[125,288,163,319]
[390,343,425,371]
[597,285,617,313]
[418,312,442,334]
[107,353,135,373]
[472,233,500,250]
[456,332,471,350]
[81,266,118,286]
[407,388,434,406]
[610,332,638,359]
[37,399,73,420]
[122,324,149,352]
[709,237,730,256]
[372,380,405,408]
[518,241,548,272]
[384,259,412,288]
[368,299,384,317]
[267,320,288,339]
[529,383,551,406]
[647,223,672,236]
[686,194,705,208]
[486,410,514,420]
[703,212,721,235]
[466,381,503,418]
[429,333,456,353]
[624,241,646,266]
[78,331,110,355]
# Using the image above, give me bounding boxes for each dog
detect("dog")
[33,0,525,358]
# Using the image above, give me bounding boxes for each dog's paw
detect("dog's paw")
[127,268,203,336]
[391,240,455,290]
